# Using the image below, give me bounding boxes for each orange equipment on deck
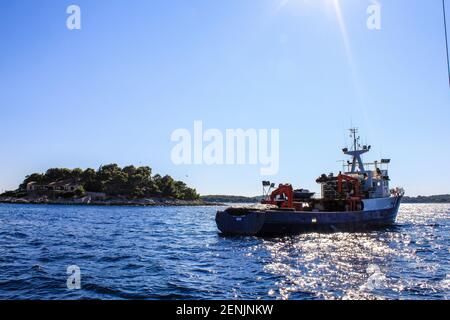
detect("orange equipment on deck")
[262,175,364,212]
[337,174,362,196]
[261,184,294,208]
[337,174,362,211]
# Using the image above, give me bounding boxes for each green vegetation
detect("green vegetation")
[402,194,450,203]
[8,164,199,200]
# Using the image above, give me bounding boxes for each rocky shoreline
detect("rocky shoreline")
[0,196,222,207]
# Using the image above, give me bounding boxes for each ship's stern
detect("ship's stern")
[215,208,266,235]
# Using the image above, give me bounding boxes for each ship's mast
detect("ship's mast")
[343,128,370,173]
[350,128,358,151]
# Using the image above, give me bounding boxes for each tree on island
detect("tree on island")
[12,164,199,200]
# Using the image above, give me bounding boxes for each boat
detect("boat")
[216,128,404,235]
[293,189,315,200]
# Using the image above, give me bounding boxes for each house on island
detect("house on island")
[26,180,81,193]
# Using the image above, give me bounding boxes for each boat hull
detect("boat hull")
[216,196,402,235]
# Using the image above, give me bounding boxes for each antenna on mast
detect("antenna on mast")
[349,127,360,151]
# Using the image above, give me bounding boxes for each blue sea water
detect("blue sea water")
[0,203,448,300]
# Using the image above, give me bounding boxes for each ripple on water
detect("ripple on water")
[0,203,448,299]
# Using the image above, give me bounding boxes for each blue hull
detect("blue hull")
[216,196,402,235]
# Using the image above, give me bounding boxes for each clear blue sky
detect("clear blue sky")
[0,0,449,196]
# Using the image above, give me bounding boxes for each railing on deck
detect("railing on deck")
[342,161,390,173]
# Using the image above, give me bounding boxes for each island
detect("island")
[0,164,216,206]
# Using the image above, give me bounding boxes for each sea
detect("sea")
[0,203,448,300]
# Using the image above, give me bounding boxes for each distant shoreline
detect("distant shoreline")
[2,194,449,207]
[401,194,450,204]
[0,196,222,207]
